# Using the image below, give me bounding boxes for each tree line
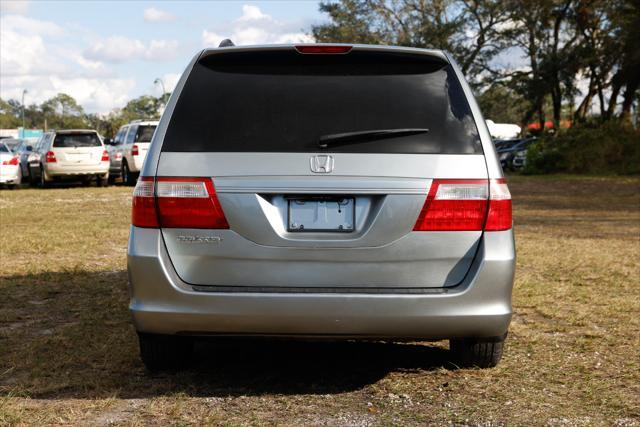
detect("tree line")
[312,0,639,128]
[1,0,637,136]
[0,93,169,138]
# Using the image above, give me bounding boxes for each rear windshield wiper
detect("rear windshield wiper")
[318,128,430,149]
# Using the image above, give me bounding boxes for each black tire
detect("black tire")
[97,174,109,187]
[122,161,135,186]
[449,334,506,368]
[138,332,194,372]
[39,166,49,188]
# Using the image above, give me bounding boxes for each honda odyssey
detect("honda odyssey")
[127,44,516,371]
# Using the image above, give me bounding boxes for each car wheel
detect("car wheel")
[122,161,135,186]
[138,332,193,372]
[449,334,506,368]
[97,174,109,187]
[39,166,49,188]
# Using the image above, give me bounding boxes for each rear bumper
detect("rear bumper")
[0,166,20,183]
[46,163,109,177]
[128,227,515,339]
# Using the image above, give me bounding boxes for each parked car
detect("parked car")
[11,140,35,183]
[128,43,515,371]
[1,138,23,153]
[28,129,110,187]
[497,138,535,170]
[0,141,22,188]
[106,120,158,185]
[493,139,521,151]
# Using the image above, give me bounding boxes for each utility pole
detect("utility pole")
[21,89,27,133]
[154,78,166,96]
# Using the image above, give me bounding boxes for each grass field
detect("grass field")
[1,176,639,426]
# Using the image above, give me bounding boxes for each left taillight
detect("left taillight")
[2,156,19,166]
[101,150,109,161]
[131,177,229,229]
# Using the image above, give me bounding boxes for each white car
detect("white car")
[0,142,21,188]
[106,120,158,185]
[28,129,110,187]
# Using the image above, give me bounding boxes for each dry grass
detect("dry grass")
[1,176,639,426]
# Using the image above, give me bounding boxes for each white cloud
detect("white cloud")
[83,36,179,63]
[202,4,313,47]
[143,7,175,23]
[0,15,136,112]
[0,0,30,15]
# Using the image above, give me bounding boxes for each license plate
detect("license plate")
[288,197,355,232]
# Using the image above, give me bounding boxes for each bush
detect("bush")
[524,120,640,174]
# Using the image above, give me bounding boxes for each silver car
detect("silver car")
[128,44,515,371]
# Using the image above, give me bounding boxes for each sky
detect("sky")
[0,0,323,114]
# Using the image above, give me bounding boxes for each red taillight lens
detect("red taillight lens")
[46,151,56,163]
[156,177,229,229]
[413,179,511,232]
[2,156,19,166]
[132,144,139,156]
[131,177,229,229]
[101,150,109,161]
[132,177,159,228]
[295,45,352,54]
[485,179,512,231]
[413,180,489,231]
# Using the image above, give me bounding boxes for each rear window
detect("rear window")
[0,143,9,153]
[162,49,482,154]
[136,125,156,143]
[53,133,101,148]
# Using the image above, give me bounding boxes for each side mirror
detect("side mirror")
[105,138,114,145]
[26,145,33,151]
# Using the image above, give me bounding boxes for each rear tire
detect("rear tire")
[138,332,194,372]
[97,174,109,187]
[39,166,49,188]
[450,334,506,368]
[122,161,135,186]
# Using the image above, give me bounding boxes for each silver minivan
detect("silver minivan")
[128,44,515,371]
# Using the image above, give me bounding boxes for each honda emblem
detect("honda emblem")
[310,155,334,173]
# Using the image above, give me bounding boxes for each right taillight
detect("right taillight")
[45,151,56,163]
[132,144,139,156]
[131,177,229,229]
[413,178,511,232]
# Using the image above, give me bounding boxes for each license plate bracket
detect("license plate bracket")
[287,196,355,232]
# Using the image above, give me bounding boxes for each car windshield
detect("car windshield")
[136,125,156,143]
[53,133,102,148]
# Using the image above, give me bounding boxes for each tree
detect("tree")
[312,0,510,81]
[41,93,87,129]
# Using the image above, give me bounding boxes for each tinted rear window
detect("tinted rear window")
[136,125,156,142]
[53,133,101,148]
[163,50,481,154]
[0,143,9,153]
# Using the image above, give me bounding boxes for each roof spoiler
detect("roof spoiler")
[218,39,235,48]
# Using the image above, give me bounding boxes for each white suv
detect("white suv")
[28,130,110,187]
[107,120,158,185]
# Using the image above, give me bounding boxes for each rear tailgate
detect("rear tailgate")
[52,132,103,166]
[156,47,488,290]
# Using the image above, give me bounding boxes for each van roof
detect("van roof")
[199,43,449,62]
